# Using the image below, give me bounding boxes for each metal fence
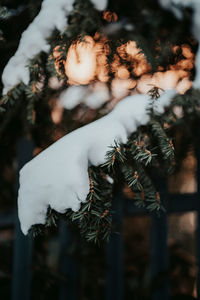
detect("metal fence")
[8,137,200,300]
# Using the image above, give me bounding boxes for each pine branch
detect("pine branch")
[101,141,126,171]
[66,167,113,243]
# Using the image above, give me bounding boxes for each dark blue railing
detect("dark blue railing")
[7,137,200,299]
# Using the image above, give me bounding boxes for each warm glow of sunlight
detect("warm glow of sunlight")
[53,34,195,101]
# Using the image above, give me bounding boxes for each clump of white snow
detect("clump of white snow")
[84,82,110,109]
[18,90,176,234]
[60,85,88,109]
[60,82,110,109]
[90,0,107,11]
[2,0,108,94]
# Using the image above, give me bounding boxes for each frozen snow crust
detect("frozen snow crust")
[18,90,176,234]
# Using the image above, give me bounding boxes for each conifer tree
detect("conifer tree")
[1,0,200,243]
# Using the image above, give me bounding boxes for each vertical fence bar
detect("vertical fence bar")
[59,220,79,300]
[195,143,200,299]
[12,137,34,300]
[106,193,123,300]
[150,176,168,300]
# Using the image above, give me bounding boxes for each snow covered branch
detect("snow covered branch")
[1,0,107,94]
[18,89,176,234]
